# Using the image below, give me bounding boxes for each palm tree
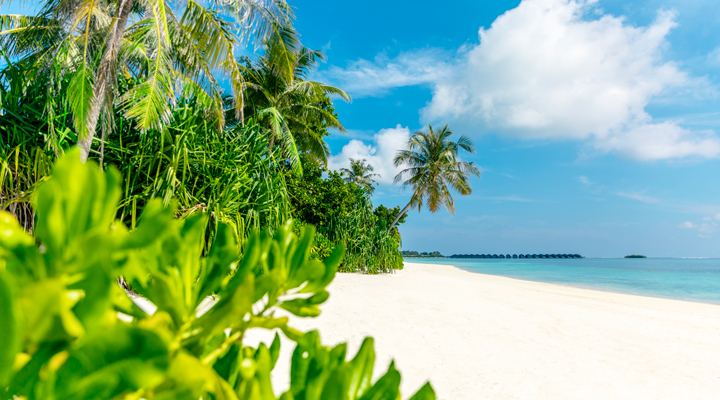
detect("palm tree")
[387,124,481,232]
[0,0,292,162]
[239,25,350,170]
[340,158,380,194]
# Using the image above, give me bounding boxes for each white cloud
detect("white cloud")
[591,123,720,160]
[479,195,534,202]
[320,49,451,97]
[422,1,694,140]
[708,46,720,64]
[617,192,660,204]
[328,125,411,185]
[680,220,717,234]
[578,176,591,185]
[326,0,720,161]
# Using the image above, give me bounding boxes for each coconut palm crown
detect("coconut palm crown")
[239,25,351,171]
[388,124,481,232]
[0,0,293,162]
[340,158,380,194]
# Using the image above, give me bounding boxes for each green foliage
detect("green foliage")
[287,157,358,228]
[0,0,294,158]
[374,205,407,234]
[0,61,67,231]
[321,193,404,274]
[0,72,292,247]
[102,103,291,247]
[287,158,403,273]
[0,150,434,400]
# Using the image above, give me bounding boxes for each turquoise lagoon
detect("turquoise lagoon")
[406,257,720,305]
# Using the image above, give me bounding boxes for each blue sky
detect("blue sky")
[290,0,720,257]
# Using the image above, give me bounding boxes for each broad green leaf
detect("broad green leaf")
[55,326,169,400]
[269,332,281,370]
[320,368,351,400]
[33,149,121,265]
[301,244,343,294]
[0,270,19,386]
[6,343,64,399]
[196,222,239,305]
[407,383,436,400]
[118,199,175,251]
[0,211,45,282]
[68,260,113,332]
[19,279,84,344]
[253,344,276,400]
[347,337,376,399]
[197,273,254,337]
[213,343,241,384]
[357,362,401,400]
[167,351,239,400]
[290,331,321,396]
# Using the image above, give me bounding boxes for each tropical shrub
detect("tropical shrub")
[286,158,404,273]
[321,191,404,274]
[0,150,435,399]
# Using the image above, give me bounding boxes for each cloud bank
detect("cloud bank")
[326,0,720,161]
[328,125,410,185]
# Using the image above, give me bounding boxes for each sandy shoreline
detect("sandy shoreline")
[244,261,720,399]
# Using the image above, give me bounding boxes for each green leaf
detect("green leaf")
[33,148,121,268]
[197,273,254,337]
[55,326,169,400]
[269,332,281,370]
[279,291,329,318]
[0,270,19,387]
[407,383,436,400]
[320,368,351,400]
[0,211,46,282]
[167,351,239,400]
[347,337,376,399]
[357,362,401,400]
[290,331,321,396]
[19,279,84,344]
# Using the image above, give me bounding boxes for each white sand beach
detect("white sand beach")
[244,262,720,400]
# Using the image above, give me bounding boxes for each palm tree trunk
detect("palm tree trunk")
[78,0,134,162]
[387,201,412,233]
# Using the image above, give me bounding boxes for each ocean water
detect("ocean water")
[406,258,720,305]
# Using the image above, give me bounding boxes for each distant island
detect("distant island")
[625,255,647,258]
[402,250,445,258]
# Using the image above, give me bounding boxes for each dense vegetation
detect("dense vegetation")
[0,152,435,399]
[0,0,404,272]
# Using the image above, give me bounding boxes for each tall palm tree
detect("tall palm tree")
[0,0,292,162]
[340,158,380,194]
[239,25,350,171]
[387,124,481,232]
